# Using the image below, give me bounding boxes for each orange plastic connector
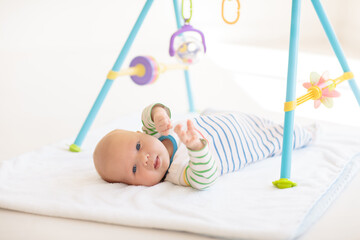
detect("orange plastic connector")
[222,0,240,24]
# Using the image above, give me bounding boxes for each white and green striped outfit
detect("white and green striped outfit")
[142,104,313,190]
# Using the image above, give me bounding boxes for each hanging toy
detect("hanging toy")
[222,0,241,24]
[284,72,354,112]
[302,71,341,108]
[284,71,353,113]
[169,0,206,65]
[106,56,189,85]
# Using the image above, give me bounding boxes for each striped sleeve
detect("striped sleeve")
[141,103,171,136]
[183,139,220,190]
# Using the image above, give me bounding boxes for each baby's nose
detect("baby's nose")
[141,154,150,167]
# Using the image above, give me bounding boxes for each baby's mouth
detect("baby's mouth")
[154,156,160,170]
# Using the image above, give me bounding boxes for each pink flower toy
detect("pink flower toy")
[284,71,354,112]
[302,72,341,108]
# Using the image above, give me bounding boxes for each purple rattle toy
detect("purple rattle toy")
[129,56,159,85]
[169,23,206,65]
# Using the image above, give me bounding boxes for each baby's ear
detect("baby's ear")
[136,131,141,133]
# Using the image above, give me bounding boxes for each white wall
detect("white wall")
[193,0,359,57]
[1,0,359,55]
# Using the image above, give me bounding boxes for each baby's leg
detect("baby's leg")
[246,114,313,156]
[197,112,314,174]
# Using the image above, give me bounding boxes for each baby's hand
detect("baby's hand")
[174,120,204,151]
[152,105,172,135]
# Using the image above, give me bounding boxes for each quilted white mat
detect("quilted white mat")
[0,114,359,240]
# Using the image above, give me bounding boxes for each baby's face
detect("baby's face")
[93,130,170,186]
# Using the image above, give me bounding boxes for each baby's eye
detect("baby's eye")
[132,164,137,174]
[136,142,141,151]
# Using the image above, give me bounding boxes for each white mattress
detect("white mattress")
[0,113,359,240]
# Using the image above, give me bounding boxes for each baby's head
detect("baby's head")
[93,129,170,186]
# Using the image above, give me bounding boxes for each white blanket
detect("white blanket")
[0,114,359,240]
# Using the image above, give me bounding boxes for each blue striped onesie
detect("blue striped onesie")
[141,104,313,190]
[192,113,312,175]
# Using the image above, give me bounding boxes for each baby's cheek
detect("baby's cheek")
[138,171,156,186]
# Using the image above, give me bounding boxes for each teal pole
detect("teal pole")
[173,0,195,112]
[311,0,360,105]
[70,0,154,152]
[273,0,301,189]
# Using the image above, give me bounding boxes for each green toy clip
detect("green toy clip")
[182,0,192,23]
[272,178,297,189]
[69,144,81,152]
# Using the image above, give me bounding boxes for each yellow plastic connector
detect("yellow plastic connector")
[284,86,323,112]
[284,101,297,112]
[107,70,119,80]
[328,72,354,88]
[106,64,146,80]
[308,86,322,100]
[283,71,353,112]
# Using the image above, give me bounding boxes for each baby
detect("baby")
[93,103,313,190]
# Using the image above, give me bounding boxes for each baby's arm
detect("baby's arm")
[142,103,172,136]
[175,120,219,190]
